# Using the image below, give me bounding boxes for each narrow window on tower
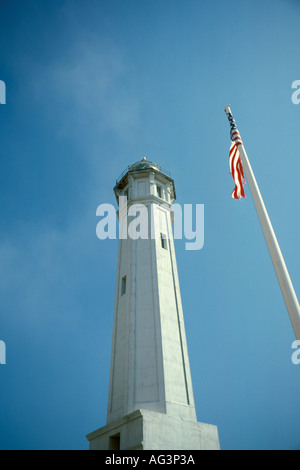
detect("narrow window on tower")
[156,185,162,199]
[109,433,120,450]
[121,276,127,296]
[160,233,168,250]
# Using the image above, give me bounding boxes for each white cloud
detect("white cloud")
[29,35,142,146]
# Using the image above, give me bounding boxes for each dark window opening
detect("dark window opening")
[121,276,127,296]
[160,233,168,250]
[109,433,120,450]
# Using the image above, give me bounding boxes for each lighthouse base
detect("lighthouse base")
[86,409,220,450]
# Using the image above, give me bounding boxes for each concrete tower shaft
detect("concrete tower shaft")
[107,158,196,424]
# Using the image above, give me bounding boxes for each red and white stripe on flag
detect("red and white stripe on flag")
[229,141,246,199]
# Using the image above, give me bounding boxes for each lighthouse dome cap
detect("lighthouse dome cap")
[129,157,161,172]
[115,157,173,187]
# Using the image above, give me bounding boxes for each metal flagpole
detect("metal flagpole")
[224,104,300,342]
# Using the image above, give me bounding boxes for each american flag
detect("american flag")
[228,123,246,199]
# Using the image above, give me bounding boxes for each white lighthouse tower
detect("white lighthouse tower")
[87,158,220,450]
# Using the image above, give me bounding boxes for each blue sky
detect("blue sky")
[0,0,300,450]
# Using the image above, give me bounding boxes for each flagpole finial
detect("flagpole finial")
[224,104,232,115]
